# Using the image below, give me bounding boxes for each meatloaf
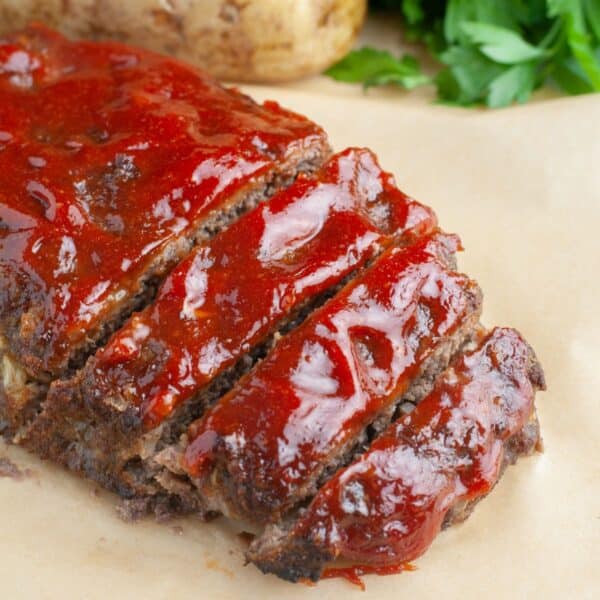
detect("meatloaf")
[23,148,436,511]
[0,24,329,437]
[1,25,546,586]
[248,327,545,582]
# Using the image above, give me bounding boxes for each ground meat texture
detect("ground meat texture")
[180,232,483,524]
[0,24,329,435]
[22,148,437,505]
[248,328,545,582]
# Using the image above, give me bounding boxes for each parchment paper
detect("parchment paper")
[1,78,599,599]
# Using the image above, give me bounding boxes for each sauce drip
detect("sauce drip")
[322,562,416,590]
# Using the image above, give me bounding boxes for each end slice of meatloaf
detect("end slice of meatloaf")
[0,24,329,435]
[248,327,545,583]
[176,231,483,524]
[23,148,437,507]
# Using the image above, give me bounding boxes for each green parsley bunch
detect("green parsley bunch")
[326,0,600,107]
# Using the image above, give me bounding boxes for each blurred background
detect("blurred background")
[1,0,599,108]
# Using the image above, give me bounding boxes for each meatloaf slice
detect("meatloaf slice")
[0,24,329,435]
[23,148,437,507]
[177,232,483,524]
[249,327,545,583]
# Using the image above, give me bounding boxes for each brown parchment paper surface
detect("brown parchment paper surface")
[1,85,599,599]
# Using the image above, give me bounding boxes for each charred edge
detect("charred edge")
[249,525,335,583]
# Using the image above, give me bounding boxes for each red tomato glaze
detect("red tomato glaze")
[89,148,436,428]
[184,232,481,522]
[0,24,325,376]
[279,328,540,570]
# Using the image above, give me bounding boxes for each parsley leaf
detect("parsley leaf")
[460,22,546,63]
[549,0,600,88]
[583,0,600,40]
[402,0,425,25]
[487,62,538,107]
[551,56,596,93]
[326,48,430,90]
[325,0,600,108]
[437,46,504,105]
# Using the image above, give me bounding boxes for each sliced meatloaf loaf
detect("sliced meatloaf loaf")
[1,25,546,585]
[248,327,545,582]
[23,148,436,511]
[0,24,329,436]
[176,232,483,523]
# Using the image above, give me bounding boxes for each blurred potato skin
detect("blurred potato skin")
[0,0,366,82]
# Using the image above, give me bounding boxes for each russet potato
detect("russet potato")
[0,0,366,82]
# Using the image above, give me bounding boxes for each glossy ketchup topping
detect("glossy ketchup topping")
[278,328,539,570]
[184,233,480,521]
[88,148,436,428]
[0,24,325,376]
